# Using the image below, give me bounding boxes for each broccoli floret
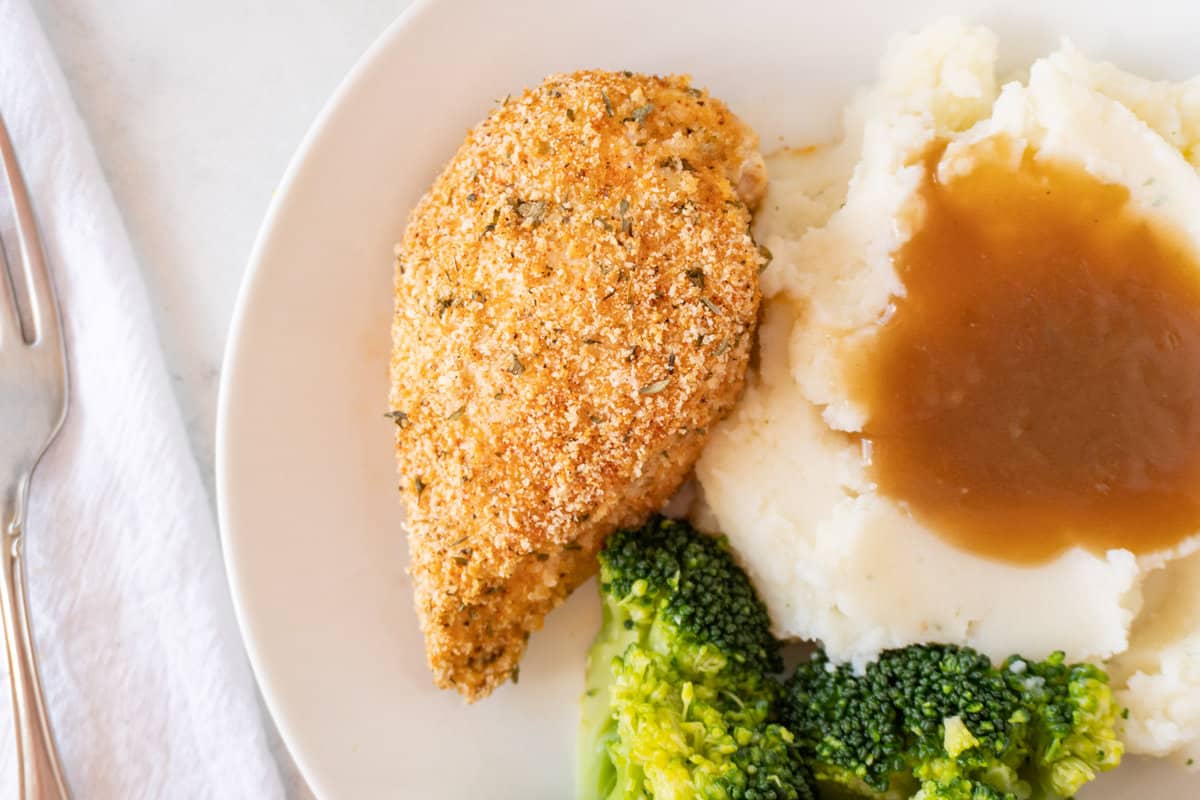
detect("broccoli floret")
[1001,653,1123,799]
[577,516,815,800]
[783,645,1124,800]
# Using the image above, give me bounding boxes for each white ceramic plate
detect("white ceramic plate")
[217,0,1200,796]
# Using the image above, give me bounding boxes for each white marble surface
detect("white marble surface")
[29,1,414,796]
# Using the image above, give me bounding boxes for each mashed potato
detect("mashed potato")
[1111,548,1200,765]
[695,19,1200,765]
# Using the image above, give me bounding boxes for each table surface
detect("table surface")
[30,1,416,795]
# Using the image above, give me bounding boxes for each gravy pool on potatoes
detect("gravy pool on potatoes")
[854,136,1200,563]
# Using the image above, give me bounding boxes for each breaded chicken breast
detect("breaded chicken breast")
[391,70,766,701]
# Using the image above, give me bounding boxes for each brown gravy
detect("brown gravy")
[854,138,1200,563]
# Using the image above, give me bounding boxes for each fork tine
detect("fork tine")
[0,227,24,346]
[0,112,61,351]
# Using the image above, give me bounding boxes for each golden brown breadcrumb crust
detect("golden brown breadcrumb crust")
[391,70,766,701]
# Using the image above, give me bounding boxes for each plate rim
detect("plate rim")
[214,1,437,796]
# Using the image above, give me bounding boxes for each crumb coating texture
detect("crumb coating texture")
[392,70,766,700]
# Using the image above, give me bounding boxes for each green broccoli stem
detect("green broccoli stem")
[576,593,638,800]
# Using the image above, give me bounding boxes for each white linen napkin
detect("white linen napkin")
[0,1,287,797]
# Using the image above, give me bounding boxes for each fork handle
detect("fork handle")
[0,514,71,800]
